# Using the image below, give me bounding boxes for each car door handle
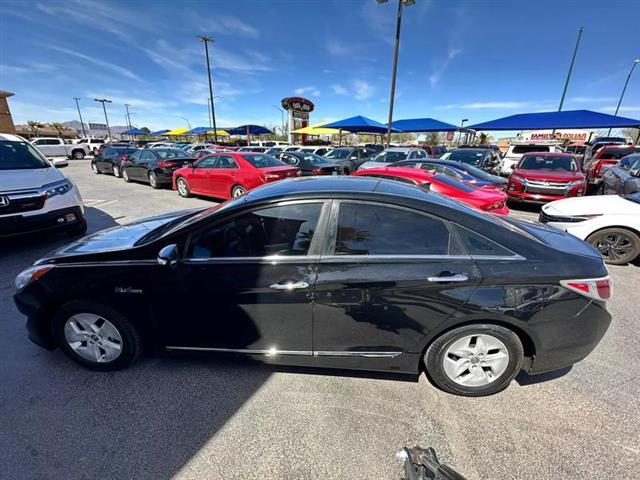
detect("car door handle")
[269,281,310,291]
[427,274,469,283]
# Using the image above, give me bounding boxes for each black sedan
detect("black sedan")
[91,146,137,178]
[121,148,193,188]
[445,148,500,173]
[323,146,375,174]
[602,153,640,195]
[276,151,342,175]
[14,177,611,397]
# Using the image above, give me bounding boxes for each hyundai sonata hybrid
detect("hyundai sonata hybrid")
[14,177,611,396]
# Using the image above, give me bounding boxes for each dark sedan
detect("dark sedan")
[390,159,508,190]
[323,147,375,174]
[276,151,342,175]
[445,148,500,173]
[14,177,611,397]
[601,154,640,195]
[121,148,193,189]
[91,146,137,178]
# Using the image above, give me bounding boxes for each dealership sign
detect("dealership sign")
[281,97,315,114]
[521,129,595,142]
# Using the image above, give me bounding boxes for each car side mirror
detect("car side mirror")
[632,169,640,178]
[52,159,68,168]
[157,244,178,266]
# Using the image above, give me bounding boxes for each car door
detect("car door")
[312,201,481,361]
[32,139,52,156]
[207,155,242,198]
[135,150,155,180]
[153,201,329,353]
[188,155,217,194]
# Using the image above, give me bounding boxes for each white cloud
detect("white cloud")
[46,45,141,80]
[327,40,353,56]
[1,62,58,75]
[332,84,349,95]
[429,48,462,87]
[194,14,259,38]
[353,80,374,101]
[85,91,177,110]
[294,86,320,97]
[601,105,640,114]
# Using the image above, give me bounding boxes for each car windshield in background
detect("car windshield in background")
[154,148,191,159]
[242,154,286,168]
[448,149,485,165]
[519,155,577,171]
[0,141,49,170]
[452,162,497,180]
[512,145,551,154]
[324,149,351,159]
[599,148,640,160]
[301,153,328,165]
[432,174,476,192]
[374,151,408,163]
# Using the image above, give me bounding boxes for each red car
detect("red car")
[507,152,586,204]
[352,167,509,215]
[173,152,300,200]
[584,145,640,187]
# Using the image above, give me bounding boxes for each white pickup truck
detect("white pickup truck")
[31,138,91,159]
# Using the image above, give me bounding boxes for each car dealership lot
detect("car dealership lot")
[1,162,639,479]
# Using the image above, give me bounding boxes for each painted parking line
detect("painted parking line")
[83,199,119,208]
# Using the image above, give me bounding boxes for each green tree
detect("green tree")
[140,127,150,133]
[27,120,44,136]
[424,132,442,145]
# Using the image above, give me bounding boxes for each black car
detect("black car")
[121,148,193,189]
[447,148,500,173]
[323,147,375,174]
[602,153,640,195]
[91,146,138,178]
[390,159,508,189]
[276,151,342,175]
[14,177,612,397]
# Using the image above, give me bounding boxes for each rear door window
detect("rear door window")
[453,224,515,257]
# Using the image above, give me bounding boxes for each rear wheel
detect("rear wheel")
[424,324,524,397]
[586,228,640,265]
[72,150,85,160]
[122,168,131,183]
[176,177,191,197]
[52,301,142,371]
[112,164,121,178]
[231,185,247,198]
[91,162,100,174]
[148,172,160,189]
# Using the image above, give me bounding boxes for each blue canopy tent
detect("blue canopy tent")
[121,127,146,135]
[467,109,640,131]
[321,115,398,145]
[390,118,459,132]
[222,125,272,145]
[149,129,170,136]
[184,126,213,135]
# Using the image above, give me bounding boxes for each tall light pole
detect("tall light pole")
[208,96,222,129]
[378,0,415,148]
[607,59,640,136]
[93,98,112,138]
[124,103,133,139]
[179,116,191,129]
[73,97,87,138]
[457,118,468,145]
[272,105,285,137]
[558,26,584,113]
[198,35,218,143]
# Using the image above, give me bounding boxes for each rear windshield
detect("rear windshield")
[0,140,49,170]
[242,154,286,168]
[511,145,550,154]
[301,153,328,165]
[448,149,486,165]
[154,149,192,159]
[599,148,639,160]
[519,155,578,171]
[324,148,351,159]
[452,162,497,181]
[627,192,640,204]
[432,174,476,192]
[373,151,408,163]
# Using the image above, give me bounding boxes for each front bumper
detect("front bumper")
[14,290,57,350]
[0,206,84,238]
[508,191,578,204]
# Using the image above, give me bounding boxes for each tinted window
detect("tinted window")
[599,148,639,160]
[0,141,49,170]
[511,145,550,154]
[155,148,191,159]
[280,154,300,166]
[448,149,487,165]
[433,174,476,192]
[334,203,454,256]
[196,156,217,168]
[373,151,408,163]
[519,155,577,171]
[189,203,323,258]
[241,154,286,168]
[621,155,640,169]
[215,156,238,169]
[454,224,514,256]
[324,148,351,159]
[141,151,155,161]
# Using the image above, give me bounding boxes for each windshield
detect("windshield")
[266,147,282,155]
[448,149,486,165]
[511,145,551,154]
[0,140,50,170]
[373,151,408,163]
[599,148,639,160]
[519,155,578,171]
[154,148,192,159]
[301,153,328,165]
[324,148,351,159]
[452,162,498,181]
[241,154,286,168]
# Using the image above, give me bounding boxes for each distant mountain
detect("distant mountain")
[62,120,130,136]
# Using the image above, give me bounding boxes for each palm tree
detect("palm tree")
[477,132,489,145]
[27,120,45,137]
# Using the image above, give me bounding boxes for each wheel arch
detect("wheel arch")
[585,224,640,241]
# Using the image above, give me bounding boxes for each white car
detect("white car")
[0,134,86,237]
[540,193,640,265]
[31,138,90,159]
[298,146,333,156]
[358,147,428,170]
[499,142,562,176]
[77,138,105,156]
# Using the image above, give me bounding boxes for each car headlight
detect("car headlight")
[14,265,54,291]
[42,180,73,198]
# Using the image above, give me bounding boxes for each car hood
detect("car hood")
[543,194,640,215]
[513,169,584,182]
[46,209,200,258]
[0,167,64,192]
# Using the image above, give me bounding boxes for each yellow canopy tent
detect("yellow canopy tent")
[206,129,230,136]
[165,127,190,136]
[291,121,341,135]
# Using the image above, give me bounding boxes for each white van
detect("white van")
[0,134,86,237]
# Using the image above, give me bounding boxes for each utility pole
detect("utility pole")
[607,59,640,136]
[124,103,133,139]
[558,26,584,112]
[272,105,285,138]
[198,35,218,144]
[73,97,87,137]
[93,98,112,138]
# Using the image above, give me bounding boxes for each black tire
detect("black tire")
[596,183,605,195]
[231,184,247,198]
[122,168,132,183]
[91,162,101,174]
[67,218,87,237]
[112,164,121,178]
[176,177,191,197]
[586,227,640,265]
[148,171,160,189]
[72,149,85,160]
[52,301,142,371]
[424,324,524,397]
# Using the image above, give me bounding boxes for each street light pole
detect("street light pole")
[607,59,640,136]
[272,105,285,137]
[198,35,218,144]
[73,97,87,138]
[124,103,133,139]
[457,118,468,145]
[93,98,112,138]
[179,116,191,129]
[380,0,415,149]
[558,26,584,113]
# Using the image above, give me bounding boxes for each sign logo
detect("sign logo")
[281,96,315,113]
[0,196,9,207]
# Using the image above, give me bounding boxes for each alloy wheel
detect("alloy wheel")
[113,165,120,177]
[177,178,188,197]
[591,231,636,263]
[232,185,246,198]
[442,334,509,387]
[63,313,123,363]
[149,173,157,188]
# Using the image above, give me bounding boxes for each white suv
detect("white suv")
[77,138,105,156]
[499,142,562,176]
[0,134,86,237]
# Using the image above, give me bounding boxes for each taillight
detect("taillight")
[118,154,127,161]
[264,173,279,180]
[560,276,612,301]
[158,161,174,168]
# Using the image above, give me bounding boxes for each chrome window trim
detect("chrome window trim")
[182,255,321,264]
[314,351,402,358]
[164,347,403,358]
[56,260,158,267]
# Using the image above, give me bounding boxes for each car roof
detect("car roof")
[382,147,413,152]
[520,151,575,157]
[0,133,26,142]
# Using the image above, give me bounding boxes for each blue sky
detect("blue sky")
[1,0,640,133]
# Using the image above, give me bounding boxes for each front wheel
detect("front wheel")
[52,301,142,371]
[586,228,640,265]
[72,150,85,160]
[424,324,524,397]
[91,162,100,174]
[176,177,191,197]
[231,184,247,198]
[112,164,121,178]
[148,172,160,189]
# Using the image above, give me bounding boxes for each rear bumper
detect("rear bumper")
[0,206,84,238]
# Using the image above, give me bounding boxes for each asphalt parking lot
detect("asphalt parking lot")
[1,161,639,480]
